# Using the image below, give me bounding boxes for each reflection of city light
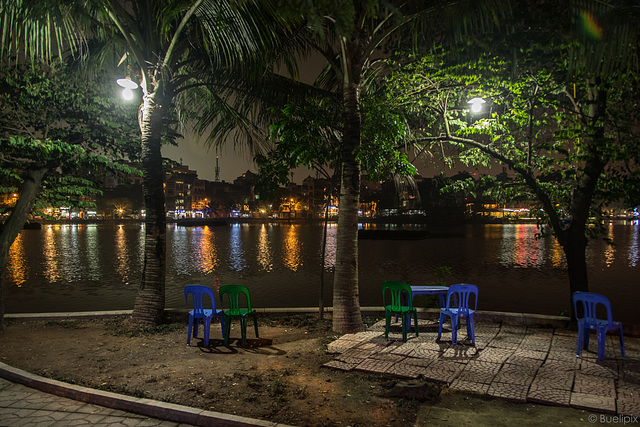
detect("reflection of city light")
[257,224,272,271]
[197,226,218,274]
[283,225,301,271]
[629,221,639,267]
[7,233,26,286]
[604,223,615,267]
[228,224,246,270]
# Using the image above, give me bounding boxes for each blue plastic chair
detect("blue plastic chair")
[572,291,625,362]
[184,285,224,347]
[219,285,259,345]
[438,284,478,345]
[383,281,418,342]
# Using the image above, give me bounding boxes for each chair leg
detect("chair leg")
[401,312,408,342]
[583,327,590,350]
[240,317,247,345]
[224,315,231,345]
[451,315,458,345]
[576,325,583,358]
[413,310,419,337]
[385,311,391,340]
[219,316,225,338]
[438,313,445,339]
[187,317,193,346]
[204,318,211,347]
[252,312,259,338]
[193,319,199,338]
[467,314,475,345]
[619,327,625,357]
[597,328,605,362]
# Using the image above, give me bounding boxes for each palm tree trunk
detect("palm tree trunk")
[0,166,48,331]
[131,91,167,327]
[332,80,365,334]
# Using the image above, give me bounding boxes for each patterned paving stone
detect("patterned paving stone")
[506,354,544,370]
[457,367,497,384]
[617,397,640,417]
[338,348,377,360]
[488,339,521,350]
[512,349,548,360]
[326,339,360,354]
[518,340,551,352]
[547,350,582,363]
[421,361,465,384]
[475,347,515,364]
[354,358,396,375]
[527,387,572,406]
[579,360,618,379]
[540,358,581,372]
[493,364,536,386]
[441,345,478,362]
[617,380,640,399]
[466,360,503,373]
[386,362,426,379]
[370,353,406,363]
[322,360,359,371]
[530,374,574,391]
[570,392,616,414]
[413,341,449,354]
[450,379,490,394]
[487,381,528,402]
[573,373,616,397]
[402,356,436,368]
[390,342,421,357]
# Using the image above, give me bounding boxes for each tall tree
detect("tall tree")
[385,1,640,316]
[0,60,140,330]
[1,0,293,326]
[271,0,509,333]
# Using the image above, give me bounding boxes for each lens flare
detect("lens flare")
[580,10,603,40]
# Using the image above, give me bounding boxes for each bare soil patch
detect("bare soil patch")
[0,314,592,426]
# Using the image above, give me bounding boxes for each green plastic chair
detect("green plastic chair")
[383,281,418,342]
[219,285,259,345]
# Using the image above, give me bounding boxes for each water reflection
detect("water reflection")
[629,220,639,267]
[197,226,218,274]
[283,225,301,271]
[7,233,26,286]
[85,225,100,281]
[257,224,273,271]
[323,224,337,269]
[4,222,639,325]
[499,224,546,268]
[43,225,61,282]
[228,224,247,270]
[604,223,615,267]
[115,225,132,283]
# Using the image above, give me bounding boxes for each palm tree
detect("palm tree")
[272,0,510,333]
[1,0,291,326]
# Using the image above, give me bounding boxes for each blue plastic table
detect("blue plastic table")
[397,285,450,330]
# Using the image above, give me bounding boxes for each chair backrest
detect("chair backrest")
[447,284,478,315]
[572,291,614,325]
[382,281,413,311]
[184,285,216,317]
[219,285,252,315]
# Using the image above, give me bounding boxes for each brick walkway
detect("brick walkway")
[324,319,640,417]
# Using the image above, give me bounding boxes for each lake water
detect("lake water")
[5,221,639,325]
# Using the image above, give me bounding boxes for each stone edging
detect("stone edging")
[0,362,293,427]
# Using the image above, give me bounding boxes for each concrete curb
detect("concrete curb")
[0,362,293,427]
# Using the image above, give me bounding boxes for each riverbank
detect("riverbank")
[3,312,629,426]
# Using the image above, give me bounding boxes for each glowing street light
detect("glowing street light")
[468,97,486,113]
[116,77,138,100]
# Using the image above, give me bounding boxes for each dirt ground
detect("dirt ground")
[0,313,594,426]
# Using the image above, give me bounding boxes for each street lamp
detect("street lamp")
[116,77,138,101]
[468,97,486,113]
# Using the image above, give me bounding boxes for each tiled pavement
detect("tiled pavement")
[0,377,194,427]
[324,319,640,417]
